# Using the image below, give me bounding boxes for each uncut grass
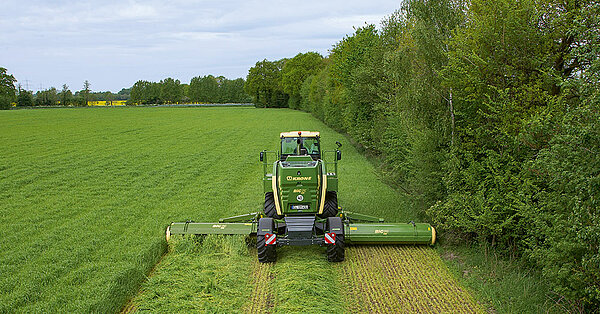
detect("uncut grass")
[438,244,568,313]
[0,107,415,312]
[129,235,253,312]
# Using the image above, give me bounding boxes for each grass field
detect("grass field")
[1,107,478,312]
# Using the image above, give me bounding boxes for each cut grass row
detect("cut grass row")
[245,254,274,313]
[134,241,481,313]
[339,246,482,313]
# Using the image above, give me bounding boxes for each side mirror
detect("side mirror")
[336,141,342,148]
[260,151,264,162]
[336,150,341,161]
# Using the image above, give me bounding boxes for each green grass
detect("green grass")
[271,246,343,313]
[0,107,415,312]
[438,244,571,313]
[130,235,254,312]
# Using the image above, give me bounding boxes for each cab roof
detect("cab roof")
[280,131,320,138]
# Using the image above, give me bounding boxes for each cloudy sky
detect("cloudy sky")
[1,0,401,92]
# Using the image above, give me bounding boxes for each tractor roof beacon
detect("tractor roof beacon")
[167,131,436,263]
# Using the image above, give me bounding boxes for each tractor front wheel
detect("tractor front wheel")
[319,191,338,218]
[257,234,277,263]
[326,235,345,262]
[263,192,283,219]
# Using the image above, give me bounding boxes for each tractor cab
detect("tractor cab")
[280,131,321,161]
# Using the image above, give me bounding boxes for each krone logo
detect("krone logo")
[286,176,312,181]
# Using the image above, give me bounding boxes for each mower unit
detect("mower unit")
[167,131,436,263]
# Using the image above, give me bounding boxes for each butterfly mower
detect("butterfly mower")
[166,131,436,263]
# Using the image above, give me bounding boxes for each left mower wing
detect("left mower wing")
[166,213,260,241]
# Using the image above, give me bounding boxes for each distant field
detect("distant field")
[0,107,479,312]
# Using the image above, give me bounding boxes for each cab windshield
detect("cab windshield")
[281,137,320,157]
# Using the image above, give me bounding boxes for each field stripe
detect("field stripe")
[339,246,483,313]
[245,253,275,314]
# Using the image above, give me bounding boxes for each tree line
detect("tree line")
[0,70,249,108]
[0,73,132,108]
[129,75,250,105]
[245,0,599,309]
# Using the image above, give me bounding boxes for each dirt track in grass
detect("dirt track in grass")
[338,246,483,313]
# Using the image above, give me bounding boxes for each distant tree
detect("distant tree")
[117,88,131,100]
[281,52,324,108]
[130,80,161,104]
[59,84,73,106]
[0,67,17,109]
[16,86,33,107]
[181,84,190,103]
[245,59,288,107]
[104,91,113,105]
[160,77,183,104]
[188,75,249,103]
[189,75,219,103]
[229,78,251,103]
[34,88,59,106]
[219,78,242,103]
[82,80,91,106]
[130,81,144,104]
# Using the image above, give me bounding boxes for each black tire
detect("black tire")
[257,234,277,263]
[264,192,283,219]
[319,191,338,218]
[326,234,345,262]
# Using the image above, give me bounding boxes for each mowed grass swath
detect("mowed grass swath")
[0,107,405,311]
[339,246,481,313]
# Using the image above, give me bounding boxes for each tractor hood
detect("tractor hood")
[277,155,321,214]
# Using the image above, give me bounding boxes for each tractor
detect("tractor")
[166,131,435,263]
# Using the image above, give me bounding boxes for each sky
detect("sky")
[1,0,401,93]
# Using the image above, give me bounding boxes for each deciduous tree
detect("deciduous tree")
[17,86,33,107]
[0,67,16,109]
[245,59,288,107]
[281,52,324,108]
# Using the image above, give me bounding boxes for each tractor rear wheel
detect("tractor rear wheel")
[264,192,283,219]
[319,191,338,218]
[326,234,345,262]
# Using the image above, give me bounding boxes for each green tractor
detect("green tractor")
[167,131,436,263]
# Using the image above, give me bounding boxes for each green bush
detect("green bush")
[0,95,11,110]
[527,103,600,308]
